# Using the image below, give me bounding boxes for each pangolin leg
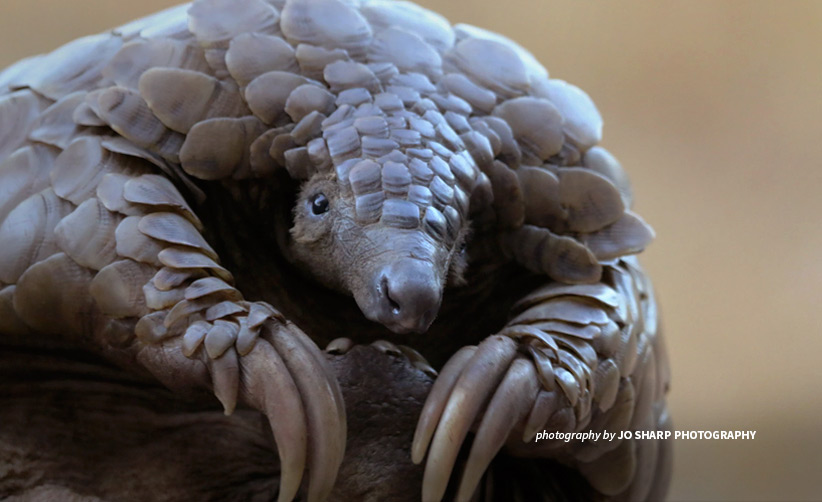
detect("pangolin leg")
[414,259,670,501]
[136,330,310,502]
[137,317,346,502]
[0,135,345,501]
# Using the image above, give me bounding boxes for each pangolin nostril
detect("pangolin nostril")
[381,275,402,315]
[387,290,401,316]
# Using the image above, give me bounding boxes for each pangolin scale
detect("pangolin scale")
[0,1,672,501]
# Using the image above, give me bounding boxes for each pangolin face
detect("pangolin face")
[288,163,468,335]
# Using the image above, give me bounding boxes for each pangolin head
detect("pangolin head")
[287,139,478,335]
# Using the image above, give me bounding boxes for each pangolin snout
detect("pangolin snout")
[374,260,441,334]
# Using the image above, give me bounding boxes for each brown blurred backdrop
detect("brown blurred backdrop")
[2,1,820,500]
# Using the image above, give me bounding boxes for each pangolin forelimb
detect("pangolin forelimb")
[413,258,671,501]
[136,314,346,502]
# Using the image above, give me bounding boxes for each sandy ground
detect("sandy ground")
[1,1,820,500]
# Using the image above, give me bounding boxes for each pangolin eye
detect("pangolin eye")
[311,193,329,215]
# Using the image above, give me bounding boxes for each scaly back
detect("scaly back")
[0,0,653,289]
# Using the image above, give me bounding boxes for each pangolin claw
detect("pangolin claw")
[371,339,403,356]
[412,345,477,465]
[455,358,539,501]
[417,335,519,502]
[370,340,438,377]
[325,337,354,354]
[413,336,554,502]
[241,338,308,502]
[397,345,438,378]
[235,320,345,502]
[263,321,346,502]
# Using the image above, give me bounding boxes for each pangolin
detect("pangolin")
[0,0,672,501]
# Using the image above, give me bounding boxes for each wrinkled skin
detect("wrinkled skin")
[287,173,465,335]
[0,0,671,501]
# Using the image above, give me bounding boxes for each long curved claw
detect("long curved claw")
[455,358,540,502]
[265,321,346,502]
[421,336,518,502]
[240,338,308,502]
[412,345,478,464]
[287,324,347,450]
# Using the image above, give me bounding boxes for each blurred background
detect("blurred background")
[1,1,819,500]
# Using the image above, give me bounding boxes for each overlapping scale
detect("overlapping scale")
[280,0,373,57]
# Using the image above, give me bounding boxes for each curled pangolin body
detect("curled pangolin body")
[0,1,671,501]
